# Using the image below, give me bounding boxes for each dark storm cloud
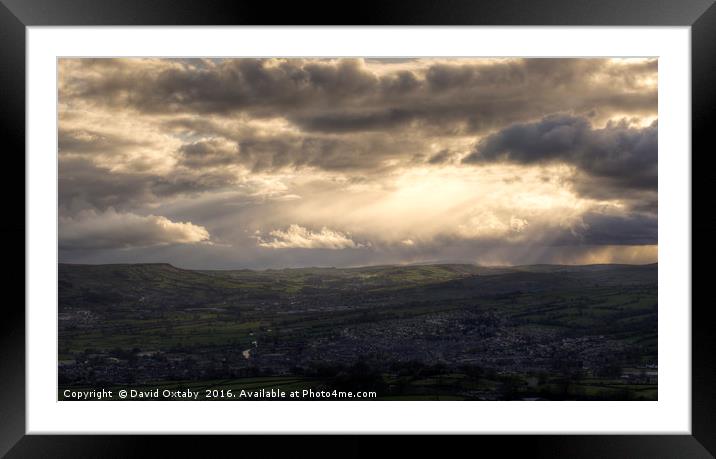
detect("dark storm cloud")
[178,139,239,168]
[59,157,155,214]
[59,57,658,200]
[464,115,657,201]
[163,115,432,173]
[59,156,237,216]
[578,212,657,246]
[177,134,414,173]
[293,108,415,133]
[62,58,657,137]
[64,58,379,114]
[57,57,658,266]
[236,135,427,172]
[427,149,456,165]
[149,169,239,198]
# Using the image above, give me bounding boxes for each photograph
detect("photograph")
[57,56,658,402]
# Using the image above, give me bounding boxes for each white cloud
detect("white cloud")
[257,224,364,250]
[59,209,210,250]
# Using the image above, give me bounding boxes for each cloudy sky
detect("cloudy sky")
[58,57,657,269]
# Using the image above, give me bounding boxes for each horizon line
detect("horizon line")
[57,260,659,271]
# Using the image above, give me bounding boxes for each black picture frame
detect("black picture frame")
[2,0,714,456]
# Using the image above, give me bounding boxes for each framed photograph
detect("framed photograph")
[4,0,714,455]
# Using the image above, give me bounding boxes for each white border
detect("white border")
[27,26,691,434]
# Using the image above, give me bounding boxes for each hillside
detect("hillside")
[58,262,657,401]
